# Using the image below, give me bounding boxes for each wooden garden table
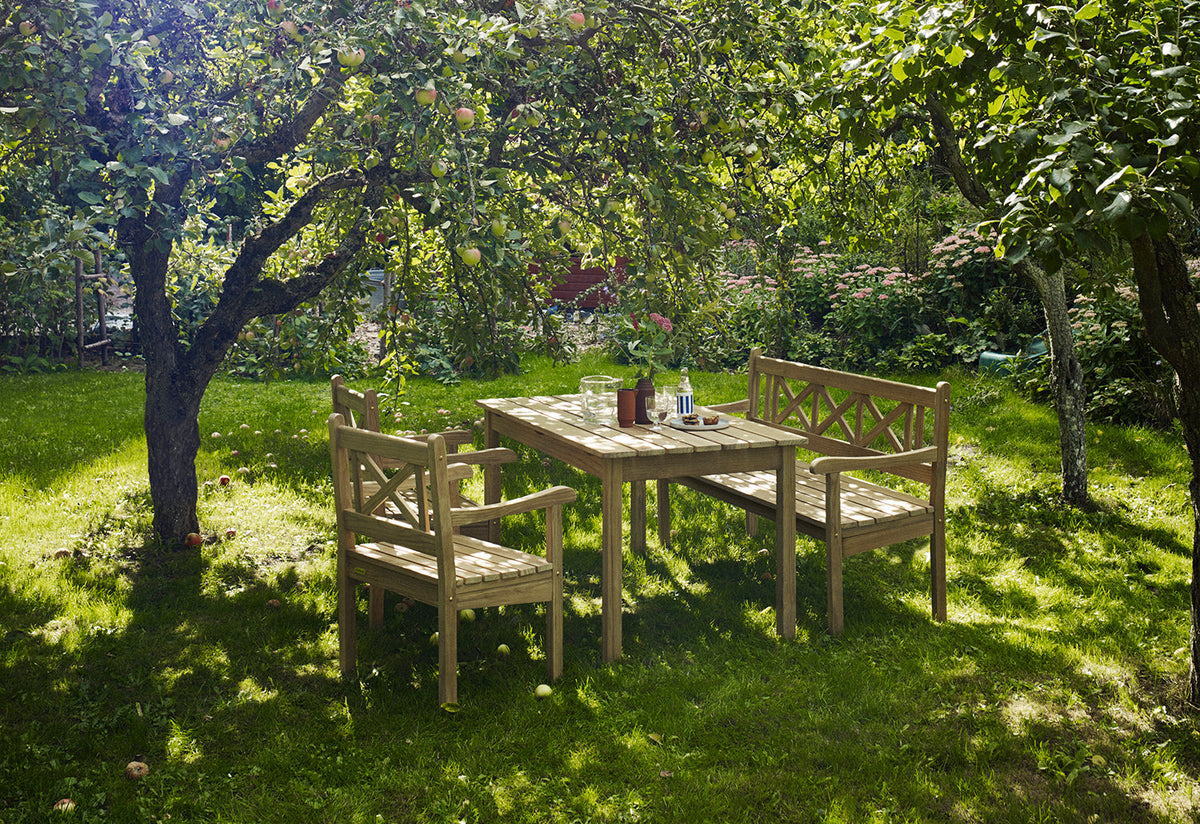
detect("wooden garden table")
[476,394,804,662]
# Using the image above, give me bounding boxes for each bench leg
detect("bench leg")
[825,473,844,637]
[746,512,759,538]
[931,515,947,622]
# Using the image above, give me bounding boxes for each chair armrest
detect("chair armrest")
[707,399,750,414]
[450,485,577,526]
[447,447,517,467]
[809,446,940,475]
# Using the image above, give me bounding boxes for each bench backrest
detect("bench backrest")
[745,348,951,488]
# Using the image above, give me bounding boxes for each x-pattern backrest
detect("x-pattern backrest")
[767,375,925,455]
[351,448,427,529]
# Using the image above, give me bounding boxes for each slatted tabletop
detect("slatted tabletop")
[477,393,805,662]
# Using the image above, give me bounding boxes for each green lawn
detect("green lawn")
[1,358,1198,823]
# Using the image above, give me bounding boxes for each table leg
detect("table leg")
[630,480,646,555]
[775,449,797,640]
[601,460,624,662]
[656,479,671,548]
[484,410,501,544]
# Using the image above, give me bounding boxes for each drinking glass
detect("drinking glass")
[657,386,676,427]
[580,375,620,423]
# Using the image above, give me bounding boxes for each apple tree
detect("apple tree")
[1,0,829,544]
[834,0,1200,700]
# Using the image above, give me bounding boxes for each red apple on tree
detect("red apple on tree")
[567,12,586,31]
[416,87,437,106]
[19,21,36,36]
[279,20,300,41]
[267,0,284,18]
[454,107,475,129]
[375,232,388,244]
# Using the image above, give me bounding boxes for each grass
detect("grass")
[2,358,1200,822]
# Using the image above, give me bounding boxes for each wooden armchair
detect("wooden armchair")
[332,374,517,619]
[329,413,577,705]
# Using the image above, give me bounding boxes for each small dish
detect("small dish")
[668,416,732,431]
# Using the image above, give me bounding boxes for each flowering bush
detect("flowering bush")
[620,311,675,378]
[827,264,930,358]
[925,227,1040,358]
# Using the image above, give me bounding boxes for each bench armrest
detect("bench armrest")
[707,399,750,414]
[809,446,940,475]
[450,485,577,526]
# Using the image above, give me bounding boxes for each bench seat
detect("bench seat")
[679,463,935,554]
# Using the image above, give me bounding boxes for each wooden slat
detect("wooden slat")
[692,467,932,532]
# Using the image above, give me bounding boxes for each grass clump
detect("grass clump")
[1,363,1199,822]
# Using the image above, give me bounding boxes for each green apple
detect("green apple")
[534,683,552,699]
[416,87,437,106]
[459,247,482,267]
[496,643,511,656]
[431,159,448,178]
[338,48,366,68]
[460,608,475,622]
[491,218,507,238]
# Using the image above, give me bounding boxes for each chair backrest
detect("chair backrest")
[332,374,381,433]
[745,348,951,489]
[331,374,475,452]
[329,414,457,584]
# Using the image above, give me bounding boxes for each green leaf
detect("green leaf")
[166,113,189,126]
[1096,165,1133,193]
[1103,191,1132,220]
[1074,1,1101,20]
[946,45,966,66]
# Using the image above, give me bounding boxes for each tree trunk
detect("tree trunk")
[1129,230,1200,705]
[1018,260,1090,506]
[925,94,1089,506]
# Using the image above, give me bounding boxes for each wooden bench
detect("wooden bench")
[663,348,950,636]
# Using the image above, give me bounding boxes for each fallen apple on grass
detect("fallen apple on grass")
[534,684,552,699]
[52,798,75,813]
[218,474,231,486]
[185,532,203,547]
[125,760,150,779]
[496,643,510,657]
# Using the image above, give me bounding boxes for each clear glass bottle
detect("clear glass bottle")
[676,367,693,415]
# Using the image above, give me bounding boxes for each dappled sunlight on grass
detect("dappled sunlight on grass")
[4,366,1200,821]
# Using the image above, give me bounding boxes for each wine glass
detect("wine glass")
[644,391,660,430]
